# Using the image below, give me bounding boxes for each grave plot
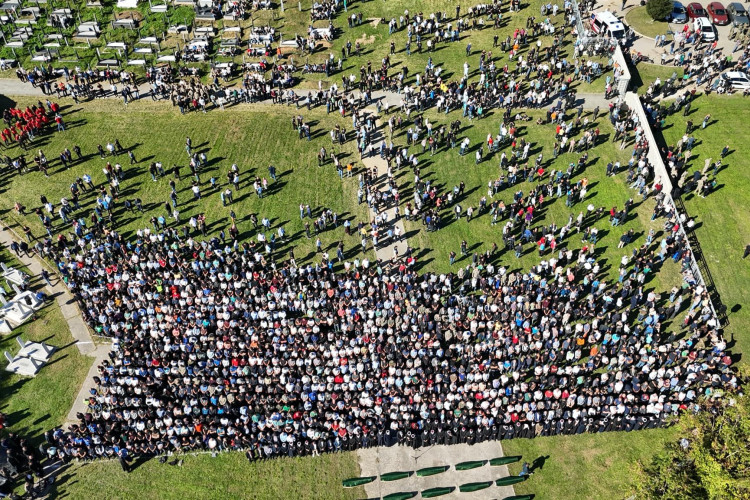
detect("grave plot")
[4,335,56,377]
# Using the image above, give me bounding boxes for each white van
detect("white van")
[590,11,627,41]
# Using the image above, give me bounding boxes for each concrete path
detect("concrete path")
[65,343,110,425]
[598,0,737,61]
[0,75,615,109]
[362,112,409,262]
[357,441,517,500]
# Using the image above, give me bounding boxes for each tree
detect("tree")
[646,0,674,21]
[635,384,750,500]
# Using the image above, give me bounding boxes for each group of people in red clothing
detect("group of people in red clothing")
[1,99,63,148]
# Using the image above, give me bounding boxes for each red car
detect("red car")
[707,1,730,24]
[687,2,709,19]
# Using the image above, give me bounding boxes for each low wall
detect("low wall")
[613,45,632,97]
[625,92,673,193]
[625,91,721,324]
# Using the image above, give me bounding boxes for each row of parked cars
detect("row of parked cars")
[666,1,749,40]
[667,2,750,90]
[590,3,748,44]
[669,1,748,26]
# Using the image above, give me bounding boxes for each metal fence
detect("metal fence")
[626,92,727,327]
[672,195,728,325]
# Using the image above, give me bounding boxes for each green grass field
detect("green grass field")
[631,63,684,91]
[53,452,363,500]
[1,98,374,269]
[625,6,671,39]
[0,1,745,497]
[392,106,682,290]
[505,426,677,498]
[655,94,750,361]
[0,93,687,499]
[0,247,91,441]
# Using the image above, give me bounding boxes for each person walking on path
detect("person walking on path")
[41,269,53,287]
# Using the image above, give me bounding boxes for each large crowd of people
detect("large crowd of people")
[36,211,732,467]
[0,1,736,493]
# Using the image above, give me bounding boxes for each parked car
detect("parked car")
[694,17,717,40]
[728,2,749,26]
[668,1,689,22]
[687,2,709,19]
[721,71,750,90]
[707,2,730,24]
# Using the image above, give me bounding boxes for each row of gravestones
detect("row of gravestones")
[343,457,534,499]
[0,262,56,377]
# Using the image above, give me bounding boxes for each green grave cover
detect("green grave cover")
[342,476,376,488]
[382,492,417,500]
[455,460,486,471]
[420,486,455,497]
[458,481,492,492]
[380,471,411,482]
[496,475,528,486]
[416,466,449,477]
[489,455,523,466]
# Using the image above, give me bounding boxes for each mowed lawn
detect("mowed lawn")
[55,452,363,500]
[625,6,671,39]
[0,95,694,499]
[0,98,373,268]
[395,107,684,292]
[656,94,750,361]
[505,426,677,499]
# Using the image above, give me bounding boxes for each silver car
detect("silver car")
[721,71,750,90]
[669,1,689,22]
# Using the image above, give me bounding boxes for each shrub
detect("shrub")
[646,0,673,21]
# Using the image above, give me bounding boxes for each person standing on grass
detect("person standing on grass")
[520,462,530,476]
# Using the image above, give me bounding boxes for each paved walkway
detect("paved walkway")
[357,441,517,500]
[0,76,615,109]
[598,0,737,61]
[361,112,409,262]
[65,343,110,425]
